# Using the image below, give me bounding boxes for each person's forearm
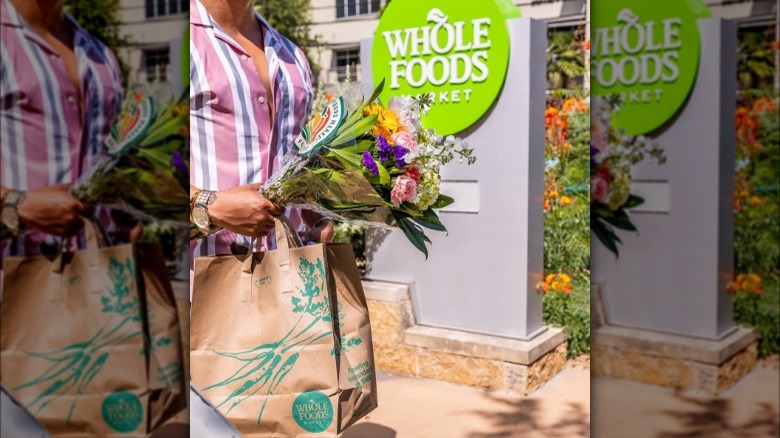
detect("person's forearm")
[301,210,327,228]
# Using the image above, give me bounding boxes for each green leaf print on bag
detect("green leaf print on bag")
[13,257,144,424]
[203,256,362,425]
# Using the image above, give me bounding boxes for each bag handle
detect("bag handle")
[51,217,110,274]
[241,215,302,302]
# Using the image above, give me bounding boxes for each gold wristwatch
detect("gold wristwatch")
[191,190,214,234]
[1,190,25,235]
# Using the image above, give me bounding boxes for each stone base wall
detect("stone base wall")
[365,282,567,395]
[592,330,758,394]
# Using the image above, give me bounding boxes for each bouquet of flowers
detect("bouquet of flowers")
[590,95,666,256]
[256,80,476,257]
[70,89,190,222]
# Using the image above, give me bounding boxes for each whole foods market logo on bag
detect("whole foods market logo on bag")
[292,390,333,433]
[372,0,520,135]
[102,391,143,433]
[591,0,711,135]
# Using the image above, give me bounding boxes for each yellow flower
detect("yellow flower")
[551,281,561,291]
[560,273,571,283]
[363,103,400,138]
[560,196,572,206]
[749,196,764,207]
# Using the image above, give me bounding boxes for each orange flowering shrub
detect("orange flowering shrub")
[540,273,573,294]
[731,273,763,294]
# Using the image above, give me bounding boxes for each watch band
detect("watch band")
[1,190,25,235]
[193,190,214,233]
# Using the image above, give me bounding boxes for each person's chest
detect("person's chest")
[1,27,121,188]
[190,25,313,185]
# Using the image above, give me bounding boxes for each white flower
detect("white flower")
[389,96,420,136]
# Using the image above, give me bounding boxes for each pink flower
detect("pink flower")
[591,174,609,203]
[391,131,417,153]
[591,125,607,153]
[391,175,418,207]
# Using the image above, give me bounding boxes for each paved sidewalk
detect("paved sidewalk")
[341,362,591,438]
[592,357,779,438]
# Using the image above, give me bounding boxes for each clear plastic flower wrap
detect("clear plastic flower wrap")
[196,80,477,257]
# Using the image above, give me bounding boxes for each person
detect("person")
[189,0,333,261]
[0,0,128,269]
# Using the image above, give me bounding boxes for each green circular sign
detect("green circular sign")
[591,0,711,135]
[101,391,143,433]
[372,0,520,135]
[292,391,333,433]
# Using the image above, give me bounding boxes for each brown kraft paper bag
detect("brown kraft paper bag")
[0,221,186,437]
[190,216,377,437]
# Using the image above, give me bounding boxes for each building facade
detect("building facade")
[310,0,590,89]
[310,0,778,90]
[119,0,189,95]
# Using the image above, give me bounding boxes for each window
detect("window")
[145,0,188,18]
[336,0,382,19]
[143,48,170,82]
[334,49,360,82]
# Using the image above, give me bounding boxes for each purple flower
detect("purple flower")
[172,150,187,174]
[362,151,379,175]
[377,135,392,163]
[393,146,407,168]
[590,144,598,170]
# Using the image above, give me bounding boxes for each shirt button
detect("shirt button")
[258,95,266,104]
[241,54,249,61]
[67,94,75,103]
[50,53,58,60]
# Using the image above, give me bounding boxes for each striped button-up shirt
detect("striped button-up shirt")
[0,0,123,255]
[190,0,314,257]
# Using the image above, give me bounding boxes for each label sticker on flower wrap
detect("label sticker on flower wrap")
[294,97,346,156]
[105,97,155,156]
[292,390,333,433]
[591,0,711,135]
[102,390,143,433]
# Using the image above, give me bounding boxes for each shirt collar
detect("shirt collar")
[0,0,101,58]
[191,0,287,56]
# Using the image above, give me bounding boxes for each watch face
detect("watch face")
[1,206,19,230]
[192,207,210,229]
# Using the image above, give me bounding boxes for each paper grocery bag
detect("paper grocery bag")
[191,217,377,437]
[0,221,186,437]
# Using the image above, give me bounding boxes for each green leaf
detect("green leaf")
[338,140,373,154]
[327,149,362,169]
[329,114,377,147]
[431,194,455,209]
[139,114,186,147]
[368,79,385,104]
[603,208,638,232]
[623,194,645,209]
[591,217,620,257]
[412,209,447,232]
[396,217,429,259]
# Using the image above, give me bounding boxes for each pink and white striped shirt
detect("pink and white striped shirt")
[190,0,314,257]
[0,0,123,255]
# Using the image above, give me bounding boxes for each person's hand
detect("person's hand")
[17,184,86,236]
[208,183,283,237]
[308,219,335,243]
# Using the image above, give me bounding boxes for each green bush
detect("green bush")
[733,92,780,357]
[543,276,590,357]
[541,90,591,358]
[734,275,780,358]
